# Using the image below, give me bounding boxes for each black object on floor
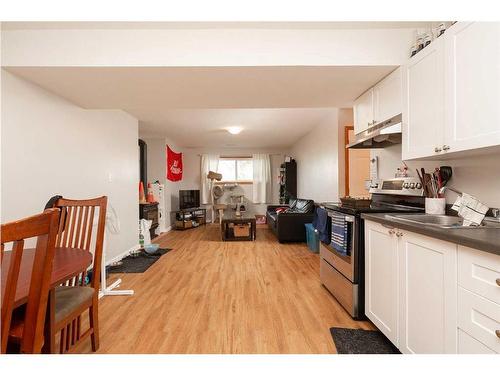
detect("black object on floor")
[107,248,171,274]
[330,327,400,354]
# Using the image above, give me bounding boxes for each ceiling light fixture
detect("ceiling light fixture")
[226,126,243,135]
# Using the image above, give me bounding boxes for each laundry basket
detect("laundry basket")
[304,223,319,253]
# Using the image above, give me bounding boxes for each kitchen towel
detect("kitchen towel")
[313,207,331,244]
[451,193,489,226]
[330,212,350,255]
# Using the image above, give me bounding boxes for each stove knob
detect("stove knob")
[410,183,416,189]
[416,182,422,189]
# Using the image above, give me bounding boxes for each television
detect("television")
[179,190,200,210]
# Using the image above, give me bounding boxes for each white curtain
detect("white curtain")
[200,154,219,204]
[252,154,272,204]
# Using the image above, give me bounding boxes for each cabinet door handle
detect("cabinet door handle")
[496,330,500,339]
[442,145,450,151]
[434,147,442,153]
[496,278,500,287]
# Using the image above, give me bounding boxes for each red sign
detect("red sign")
[167,146,183,181]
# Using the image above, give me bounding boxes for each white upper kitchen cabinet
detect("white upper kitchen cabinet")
[374,67,403,124]
[398,230,457,354]
[443,22,500,154]
[402,37,445,160]
[353,88,374,134]
[365,221,400,346]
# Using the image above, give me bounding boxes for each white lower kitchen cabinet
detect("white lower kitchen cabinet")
[365,221,400,346]
[398,231,457,354]
[458,329,496,354]
[365,219,500,354]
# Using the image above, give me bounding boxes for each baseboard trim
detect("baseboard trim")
[106,243,140,266]
[106,225,174,265]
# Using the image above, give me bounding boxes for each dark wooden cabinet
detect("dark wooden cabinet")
[139,202,159,239]
[279,160,297,204]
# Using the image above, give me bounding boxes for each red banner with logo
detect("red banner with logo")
[166,146,183,181]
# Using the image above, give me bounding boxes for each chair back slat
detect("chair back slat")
[84,206,95,251]
[1,208,60,353]
[50,197,107,291]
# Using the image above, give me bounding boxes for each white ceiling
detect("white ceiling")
[139,108,337,149]
[6,65,395,148]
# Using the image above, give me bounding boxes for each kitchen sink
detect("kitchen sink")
[384,214,500,229]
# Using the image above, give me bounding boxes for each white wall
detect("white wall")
[1,70,139,261]
[372,144,500,208]
[289,109,340,203]
[2,27,418,67]
[142,139,285,228]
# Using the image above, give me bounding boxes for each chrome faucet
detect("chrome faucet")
[438,186,462,196]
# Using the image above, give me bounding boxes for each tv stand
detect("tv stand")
[175,207,207,230]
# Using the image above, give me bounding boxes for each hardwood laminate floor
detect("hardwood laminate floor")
[75,225,374,354]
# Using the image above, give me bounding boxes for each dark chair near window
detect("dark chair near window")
[47,196,107,353]
[1,209,60,354]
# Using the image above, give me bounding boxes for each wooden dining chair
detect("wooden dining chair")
[47,196,107,353]
[1,208,60,354]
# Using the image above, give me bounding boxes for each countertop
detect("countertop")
[361,213,500,256]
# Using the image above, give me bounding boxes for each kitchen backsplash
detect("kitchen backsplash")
[371,144,500,209]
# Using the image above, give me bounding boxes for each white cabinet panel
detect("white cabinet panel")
[444,22,500,154]
[458,287,500,353]
[458,245,500,305]
[403,37,445,160]
[458,329,496,354]
[365,221,399,346]
[353,88,374,135]
[399,231,457,354]
[374,67,402,123]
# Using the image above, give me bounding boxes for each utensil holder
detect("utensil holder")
[425,198,446,215]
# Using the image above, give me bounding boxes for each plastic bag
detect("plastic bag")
[139,219,152,246]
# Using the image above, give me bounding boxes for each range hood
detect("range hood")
[347,114,402,149]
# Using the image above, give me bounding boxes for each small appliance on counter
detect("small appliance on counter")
[319,177,425,320]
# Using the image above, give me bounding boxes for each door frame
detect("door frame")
[344,126,354,196]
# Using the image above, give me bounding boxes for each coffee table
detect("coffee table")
[220,212,257,241]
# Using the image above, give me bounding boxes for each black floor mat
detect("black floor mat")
[330,327,400,354]
[107,248,172,273]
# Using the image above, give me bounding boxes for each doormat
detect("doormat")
[330,327,400,354]
[107,248,172,274]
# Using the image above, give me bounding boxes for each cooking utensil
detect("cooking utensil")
[440,166,453,187]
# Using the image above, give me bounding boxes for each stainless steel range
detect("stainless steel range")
[319,177,424,320]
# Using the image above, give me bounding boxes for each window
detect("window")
[218,158,253,183]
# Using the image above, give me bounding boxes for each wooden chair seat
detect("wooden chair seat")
[55,286,94,323]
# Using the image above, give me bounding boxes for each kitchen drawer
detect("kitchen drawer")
[320,243,353,281]
[458,287,500,353]
[320,259,357,316]
[458,245,500,305]
[458,329,496,354]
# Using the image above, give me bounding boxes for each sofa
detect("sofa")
[266,198,315,243]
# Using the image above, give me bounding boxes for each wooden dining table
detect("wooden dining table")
[1,247,92,353]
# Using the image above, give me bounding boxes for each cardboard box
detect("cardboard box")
[176,220,193,229]
[234,223,250,237]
